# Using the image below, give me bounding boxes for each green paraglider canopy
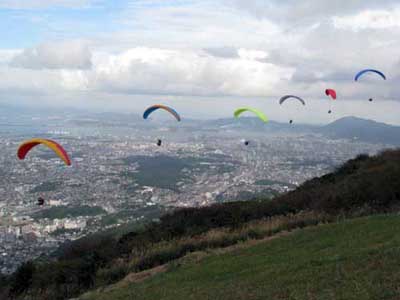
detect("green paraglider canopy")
[234,107,268,123]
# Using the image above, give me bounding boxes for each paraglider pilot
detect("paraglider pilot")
[37,197,45,206]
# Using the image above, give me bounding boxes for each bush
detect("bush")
[95,262,129,287]
[9,261,35,296]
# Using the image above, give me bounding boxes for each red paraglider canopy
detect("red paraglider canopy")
[17,138,71,166]
[325,89,337,100]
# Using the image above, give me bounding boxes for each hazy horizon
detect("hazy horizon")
[1,98,400,127]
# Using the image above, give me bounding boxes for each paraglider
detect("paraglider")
[143,105,180,146]
[279,95,306,124]
[37,197,45,206]
[279,95,306,106]
[233,107,268,123]
[325,89,337,100]
[17,138,71,166]
[325,89,337,114]
[234,108,267,147]
[143,105,181,122]
[354,69,386,81]
[355,69,386,102]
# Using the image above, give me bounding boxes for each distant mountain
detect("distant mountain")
[1,104,398,145]
[203,117,316,133]
[204,116,400,146]
[318,116,400,146]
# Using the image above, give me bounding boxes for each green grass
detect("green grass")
[83,215,400,300]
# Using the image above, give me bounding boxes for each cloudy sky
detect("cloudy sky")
[0,0,399,124]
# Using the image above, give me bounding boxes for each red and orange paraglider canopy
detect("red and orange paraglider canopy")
[17,138,71,166]
[325,89,337,100]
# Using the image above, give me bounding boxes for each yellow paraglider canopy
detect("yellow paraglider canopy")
[234,107,268,123]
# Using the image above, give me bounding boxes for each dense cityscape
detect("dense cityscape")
[0,113,390,274]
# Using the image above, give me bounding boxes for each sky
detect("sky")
[0,0,399,124]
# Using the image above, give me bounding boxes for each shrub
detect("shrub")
[9,261,35,296]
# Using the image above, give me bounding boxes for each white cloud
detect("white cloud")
[333,9,400,31]
[0,50,21,66]
[227,0,400,24]
[0,46,293,97]
[11,40,92,70]
[203,47,239,59]
[0,0,399,125]
[98,1,285,51]
[0,68,66,95]
[237,49,268,61]
[0,0,95,9]
[90,47,293,97]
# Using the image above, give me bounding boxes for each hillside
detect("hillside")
[82,215,400,300]
[1,149,400,300]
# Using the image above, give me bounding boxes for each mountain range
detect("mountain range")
[1,103,399,145]
[205,116,400,146]
[319,116,400,145]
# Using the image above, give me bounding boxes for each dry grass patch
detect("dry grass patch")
[127,211,330,272]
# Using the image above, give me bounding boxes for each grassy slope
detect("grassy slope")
[83,215,400,300]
